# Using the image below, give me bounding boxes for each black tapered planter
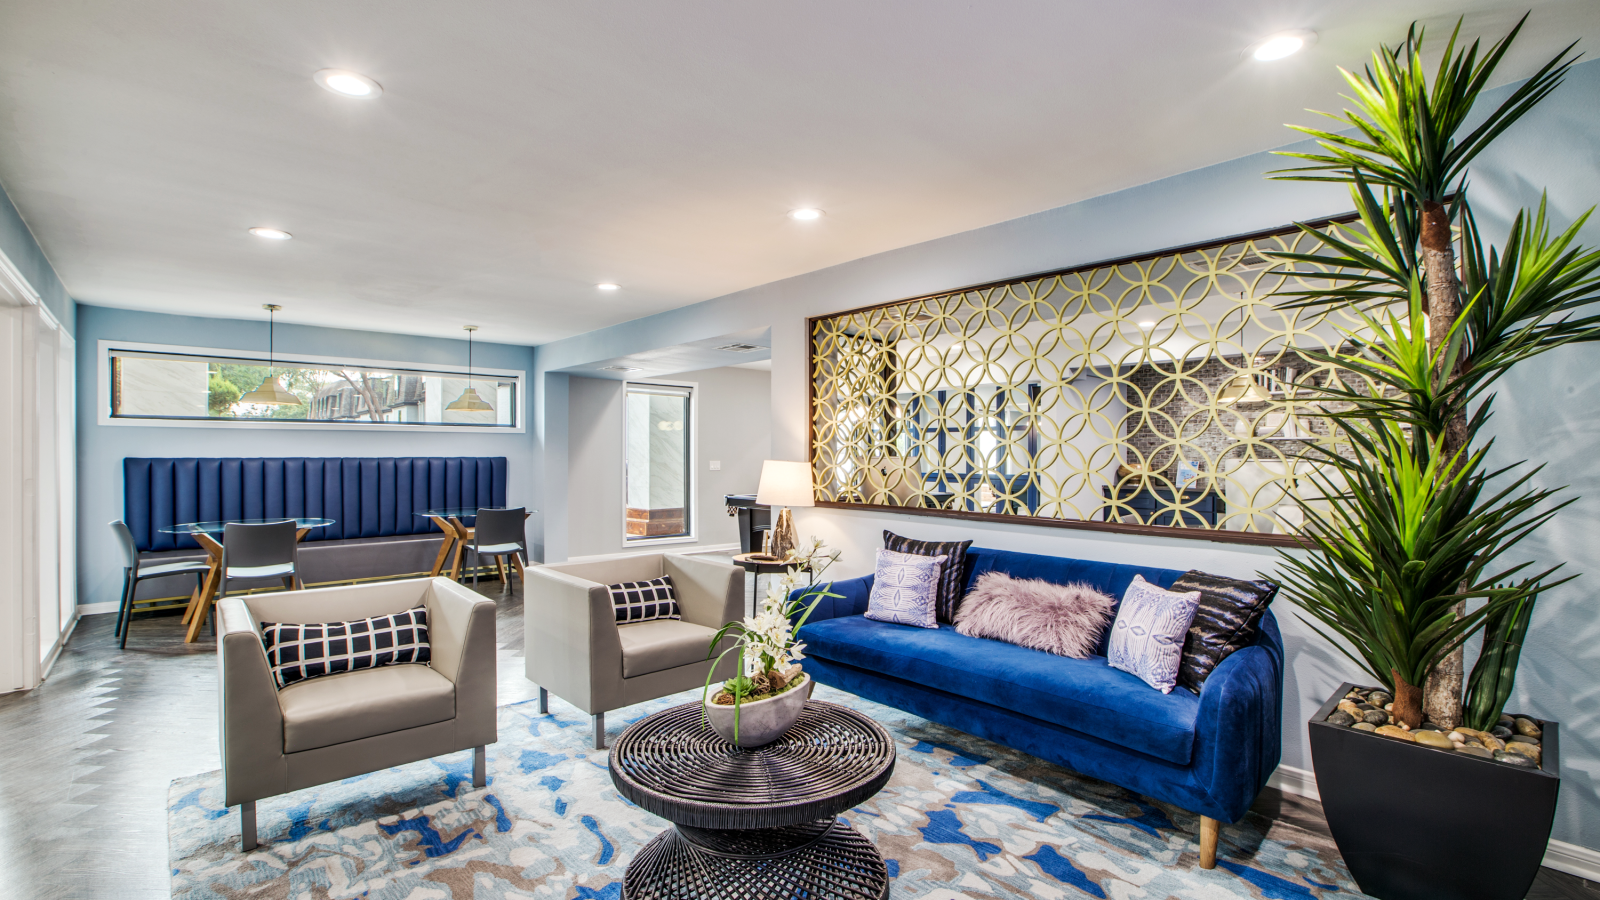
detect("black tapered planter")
[1310,683,1560,900]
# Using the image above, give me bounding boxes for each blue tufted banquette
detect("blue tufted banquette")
[123,457,508,552]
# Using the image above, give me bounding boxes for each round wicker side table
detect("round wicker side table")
[609,699,897,900]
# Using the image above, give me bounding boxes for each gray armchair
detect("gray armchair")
[217,577,497,850]
[525,553,743,748]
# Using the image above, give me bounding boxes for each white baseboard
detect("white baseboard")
[78,601,119,616]
[1266,764,1320,801]
[1544,839,1600,882]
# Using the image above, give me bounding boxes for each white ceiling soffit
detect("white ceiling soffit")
[1,1,1596,346]
[567,327,772,380]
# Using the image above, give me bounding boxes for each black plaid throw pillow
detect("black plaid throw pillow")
[883,530,974,623]
[608,575,682,624]
[260,606,431,689]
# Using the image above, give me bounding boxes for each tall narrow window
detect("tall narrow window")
[625,383,693,541]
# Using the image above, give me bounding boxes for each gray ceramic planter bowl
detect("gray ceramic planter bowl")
[703,674,810,748]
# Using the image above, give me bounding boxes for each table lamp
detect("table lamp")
[756,460,814,561]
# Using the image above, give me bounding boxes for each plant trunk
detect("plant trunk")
[1390,669,1425,729]
[1420,200,1467,731]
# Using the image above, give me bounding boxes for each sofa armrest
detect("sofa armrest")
[425,577,498,747]
[217,597,287,807]
[525,566,625,714]
[665,554,743,629]
[790,574,872,625]
[1189,611,1285,822]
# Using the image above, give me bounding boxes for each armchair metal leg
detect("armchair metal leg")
[538,687,549,715]
[117,570,135,648]
[593,712,606,750]
[473,746,487,788]
[1199,815,1219,869]
[241,801,257,851]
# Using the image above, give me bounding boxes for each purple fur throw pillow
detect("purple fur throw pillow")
[953,572,1116,658]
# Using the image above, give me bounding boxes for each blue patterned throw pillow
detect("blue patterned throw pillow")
[1107,575,1203,694]
[865,548,946,628]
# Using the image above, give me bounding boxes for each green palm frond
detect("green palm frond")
[1269,15,1577,200]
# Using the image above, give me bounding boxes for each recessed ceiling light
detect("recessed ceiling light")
[248,227,292,240]
[314,68,382,98]
[1252,30,1316,61]
[596,283,621,291]
[788,208,824,221]
[1138,320,1156,330]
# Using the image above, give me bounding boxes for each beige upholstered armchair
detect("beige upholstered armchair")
[525,553,743,749]
[217,577,498,850]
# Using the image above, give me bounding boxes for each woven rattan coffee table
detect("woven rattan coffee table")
[609,699,897,900]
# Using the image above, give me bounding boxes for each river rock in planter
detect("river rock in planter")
[1376,725,1415,741]
[1504,742,1542,763]
[1368,691,1392,707]
[1362,710,1388,726]
[1499,713,1517,729]
[1510,735,1540,745]
[1416,723,1444,732]
[1515,717,1543,738]
[1492,726,1514,740]
[1457,746,1494,759]
[1413,730,1455,750]
[1494,750,1536,767]
[1353,722,1377,732]
[1326,710,1357,726]
[1480,735,1507,752]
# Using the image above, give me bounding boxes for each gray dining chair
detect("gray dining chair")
[469,507,526,595]
[110,520,212,649]
[219,520,302,600]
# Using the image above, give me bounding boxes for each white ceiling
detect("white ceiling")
[1,1,1596,346]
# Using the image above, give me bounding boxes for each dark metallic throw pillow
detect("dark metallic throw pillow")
[1173,570,1279,694]
[883,530,974,623]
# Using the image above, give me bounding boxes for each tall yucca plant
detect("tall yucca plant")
[1267,15,1599,727]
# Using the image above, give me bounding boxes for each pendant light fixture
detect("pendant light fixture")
[446,325,495,412]
[239,304,300,405]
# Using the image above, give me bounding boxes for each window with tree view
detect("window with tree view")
[108,349,519,427]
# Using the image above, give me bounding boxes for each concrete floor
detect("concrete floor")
[0,573,1593,900]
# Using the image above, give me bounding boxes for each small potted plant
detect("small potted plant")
[703,540,840,747]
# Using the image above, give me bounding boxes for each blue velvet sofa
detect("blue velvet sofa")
[793,545,1283,867]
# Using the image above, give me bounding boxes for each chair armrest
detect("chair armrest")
[525,566,625,714]
[425,578,498,747]
[665,554,743,628]
[1189,611,1285,822]
[216,597,287,807]
[790,575,872,625]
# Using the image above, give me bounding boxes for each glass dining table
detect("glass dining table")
[416,507,533,581]
[158,517,336,643]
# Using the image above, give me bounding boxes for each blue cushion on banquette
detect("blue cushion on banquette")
[123,457,508,552]
[797,546,1200,763]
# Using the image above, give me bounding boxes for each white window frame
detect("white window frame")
[621,379,698,546]
[97,339,527,433]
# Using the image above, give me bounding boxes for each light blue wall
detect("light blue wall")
[75,304,537,612]
[532,58,1600,850]
[0,178,73,332]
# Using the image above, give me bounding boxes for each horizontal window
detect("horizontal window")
[107,347,519,428]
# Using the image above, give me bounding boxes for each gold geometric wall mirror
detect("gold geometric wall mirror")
[807,216,1380,546]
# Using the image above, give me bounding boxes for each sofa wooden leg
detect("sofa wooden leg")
[538,687,549,715]
[1199,815,1219,869]
[473,746,487,788]
[593,712,606,750]
[241,801,257,852]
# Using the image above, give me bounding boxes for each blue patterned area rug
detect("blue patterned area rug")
[169,685,1356,899]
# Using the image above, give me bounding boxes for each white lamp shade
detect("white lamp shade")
[756,460,815,508]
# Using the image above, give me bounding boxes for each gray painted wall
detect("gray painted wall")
[74,304,537,611]
[530,58,1600,850]
[0,178,73,332]
[568,366,771,558]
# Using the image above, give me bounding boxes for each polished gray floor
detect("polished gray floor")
[0,575,1592,900]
